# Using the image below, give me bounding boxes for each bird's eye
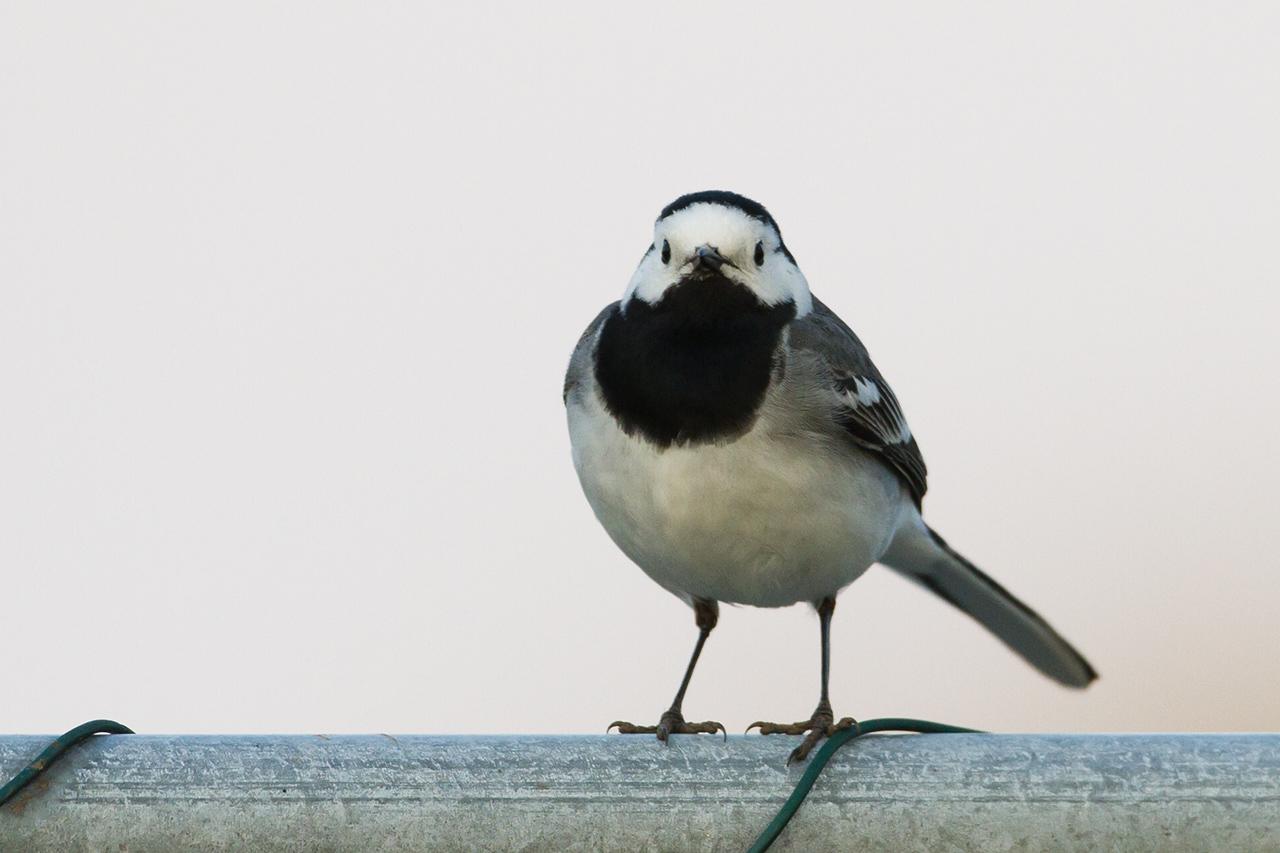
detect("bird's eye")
[661,239,671,264]
[754,241,765,266]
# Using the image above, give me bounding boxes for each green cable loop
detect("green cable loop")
[747,717,983,853]
[0,719,134,807]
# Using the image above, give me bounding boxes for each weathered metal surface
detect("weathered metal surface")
[1,733,1278,851]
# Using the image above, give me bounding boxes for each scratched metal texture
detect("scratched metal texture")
[2,734,1278,851]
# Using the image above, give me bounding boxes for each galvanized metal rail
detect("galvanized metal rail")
[2,733,1278,851]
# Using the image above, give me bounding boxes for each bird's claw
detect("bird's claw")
[608,721,656,734]
[747,710,856,764]
[608,710,726,742]
[747,720,809,735]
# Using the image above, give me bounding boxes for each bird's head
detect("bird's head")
[622,191,812,317]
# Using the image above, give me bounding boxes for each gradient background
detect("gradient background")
[3,3,1277,734]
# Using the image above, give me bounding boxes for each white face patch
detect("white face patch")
[621,202,813,317]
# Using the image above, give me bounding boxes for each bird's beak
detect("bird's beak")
[691,245,732,271]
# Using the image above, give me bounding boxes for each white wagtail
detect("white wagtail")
[564,191,1096,763]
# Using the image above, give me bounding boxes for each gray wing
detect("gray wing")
[563,302,618,404]
[790,297,928,506]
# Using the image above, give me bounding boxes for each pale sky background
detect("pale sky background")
[2,3,1277,735]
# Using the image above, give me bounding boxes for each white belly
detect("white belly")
[568,394,907,607]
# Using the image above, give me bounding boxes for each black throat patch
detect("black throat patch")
[594,275,796,449]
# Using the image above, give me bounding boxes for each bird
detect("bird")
[563,190,1097,763]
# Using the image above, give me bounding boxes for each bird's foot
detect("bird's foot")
[608,708,726,743]
[747,704,856,764]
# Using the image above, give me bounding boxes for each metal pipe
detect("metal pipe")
[2,733,1278,850]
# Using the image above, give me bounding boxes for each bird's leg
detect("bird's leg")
[609,599,725,742]
[748,595,856,763]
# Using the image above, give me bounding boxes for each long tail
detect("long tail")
[880,516,1097,687]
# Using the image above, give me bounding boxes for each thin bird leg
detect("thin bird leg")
[609,599,726,742]
[747,595,856,763]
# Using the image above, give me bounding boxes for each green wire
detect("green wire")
[0,719,133,807]
[746,717,983,853]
